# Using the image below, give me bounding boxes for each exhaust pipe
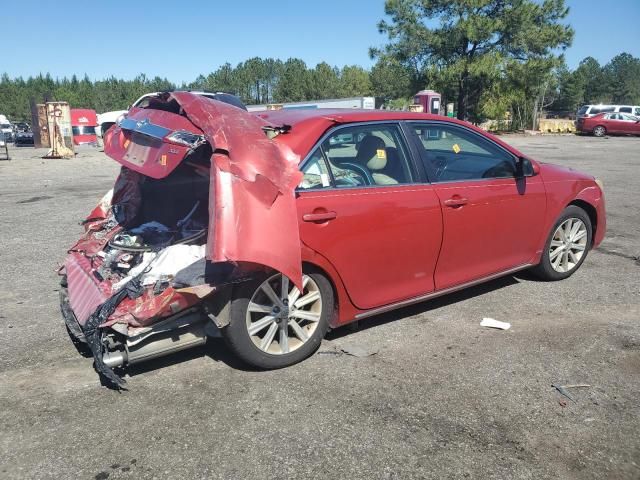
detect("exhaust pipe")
[103,313,208,368]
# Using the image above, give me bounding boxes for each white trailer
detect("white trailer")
[247,97,375,112]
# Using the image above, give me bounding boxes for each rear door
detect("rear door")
[406,122,547,290]
[604,113,625,133]
[296,122,443,310]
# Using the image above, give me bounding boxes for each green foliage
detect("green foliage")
[338,65,373,97]
[1,45,638,126]
[370,58,414,102]
[374,0,574,125]
[604,53,640,105]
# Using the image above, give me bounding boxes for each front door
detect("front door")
[296,123,443,310]
[407,122,547,290]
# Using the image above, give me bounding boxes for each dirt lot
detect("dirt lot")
[0,135,639,480]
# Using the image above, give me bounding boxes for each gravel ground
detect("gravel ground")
[0,135,638,480]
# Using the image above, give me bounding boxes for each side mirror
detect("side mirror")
[516,157,538,177]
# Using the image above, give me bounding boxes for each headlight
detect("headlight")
[595,178,604,192]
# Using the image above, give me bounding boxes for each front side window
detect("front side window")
[635,107,640,116]
[300,124,414,189]
[410,123,516,182]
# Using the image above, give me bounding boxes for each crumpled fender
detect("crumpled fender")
[165,93,304,288]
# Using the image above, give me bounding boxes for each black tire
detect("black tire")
[593,125,606,137]
[222,271,333,369]
[531,205,592,281]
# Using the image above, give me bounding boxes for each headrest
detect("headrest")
[355,135,387,170]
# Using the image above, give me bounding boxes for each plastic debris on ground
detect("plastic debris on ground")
[318,343,379,357]
[480,317,511,330]
[552,383,591,403]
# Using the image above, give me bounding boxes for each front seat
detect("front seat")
[354,136,398,185]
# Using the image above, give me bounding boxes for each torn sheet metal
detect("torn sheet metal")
[170,92,304,289]
[103,92,304,288]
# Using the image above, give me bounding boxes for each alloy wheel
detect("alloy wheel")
[246,274,323,355]
[549,218,588,273]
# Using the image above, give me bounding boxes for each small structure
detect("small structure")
[71,109,98,145]
[42,102,74,159]
[247,96,375,112]
[412,90,443,115]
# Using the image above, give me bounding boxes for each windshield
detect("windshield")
[72,126,96,135]
[1,124,11,129]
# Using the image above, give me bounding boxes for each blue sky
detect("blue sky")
[3,0,639,83]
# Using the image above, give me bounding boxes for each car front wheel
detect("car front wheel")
[223,271,333,369]
[532,205,592,281]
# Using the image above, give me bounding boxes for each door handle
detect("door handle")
[443,196,468,208]
[303,211,337,222]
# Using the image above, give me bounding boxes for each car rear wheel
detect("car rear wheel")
[593,125,606,137]
[531,206,592,281]
[223,271,332,369]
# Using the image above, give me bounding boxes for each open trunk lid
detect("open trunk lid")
[103,93,303,287]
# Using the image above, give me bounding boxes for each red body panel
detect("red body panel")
[104,109,202,179]
[432,176,547,289]
[297,185,443,310]
[537,163,606,250]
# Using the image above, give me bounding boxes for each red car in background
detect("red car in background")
[71,108,98,145]
[59,93,606,388]
[577,112,640,137]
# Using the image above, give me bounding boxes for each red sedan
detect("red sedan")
[60,93,606,388]
[577,112,640,136]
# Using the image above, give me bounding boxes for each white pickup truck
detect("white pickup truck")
[97,91,246,140]
[0,114,13,143]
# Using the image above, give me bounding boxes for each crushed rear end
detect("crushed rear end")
[59,93,302,388]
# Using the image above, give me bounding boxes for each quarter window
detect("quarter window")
[410,124,516,182]
[299,148,332,190]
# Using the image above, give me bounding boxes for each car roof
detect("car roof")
[257,109,520,159]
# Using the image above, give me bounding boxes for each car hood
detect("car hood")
[538,161,594,183]
[103,92,304,288]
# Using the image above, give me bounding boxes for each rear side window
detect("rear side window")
[590,106,615,115]
[300,124,414,189]
[619,107,632,113]
[410,123,516,182]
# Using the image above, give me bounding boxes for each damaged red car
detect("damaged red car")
[60,92,606,387]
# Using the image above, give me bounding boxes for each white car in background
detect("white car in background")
[97,91,246,140]
[0,114,14,143]
[576,104,640,119]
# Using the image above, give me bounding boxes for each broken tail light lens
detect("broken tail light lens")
[165,130,206,148]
